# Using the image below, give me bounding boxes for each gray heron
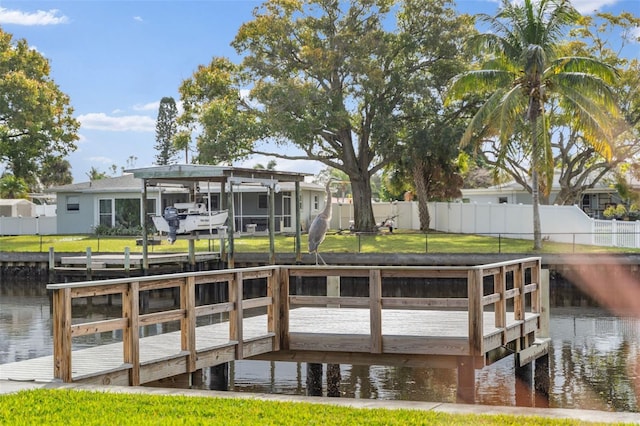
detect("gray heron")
[308,179,333,265]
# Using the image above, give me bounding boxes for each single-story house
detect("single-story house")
[47,172,327,235]
[460,173,624,219]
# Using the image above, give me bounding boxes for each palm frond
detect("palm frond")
[549,56,619,84]
[497,86,527,146]
[459,89,507,147]
[447,69,513,102]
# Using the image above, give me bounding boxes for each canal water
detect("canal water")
[1,276,639,412]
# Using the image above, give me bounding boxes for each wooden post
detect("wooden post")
[53,288,72,382]
[279,268,290,350]
[48,247,55,283]
[539,268,549,338]
[326,363,341,397]
[209,364,229,391]
[123,281,140,385]
[456,356,475,403]
[495,266,506,344]
[86,247,92,280]
[141,179,149,272]
[467,268,483,356]
[124,247,130,277]
[268,268,280,351]
[514,263,525,321]
[369,269,382,354]
[294,181,302,262]
[534,265,551,402]
[230,272,244,359]
[269,186,276,265]
[227,181,235,269]
[188,240,196,271]
[181,276,196,372]
[515,361,534,406]
[326,276,340,308]
[306,363,323,396]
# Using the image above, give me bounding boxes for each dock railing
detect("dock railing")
[283,257,543,360]
[48,266,281,385]
[47,257,544,384]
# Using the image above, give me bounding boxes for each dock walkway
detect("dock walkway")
[1,258,549,399]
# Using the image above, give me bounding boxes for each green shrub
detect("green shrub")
[93,225,143,236]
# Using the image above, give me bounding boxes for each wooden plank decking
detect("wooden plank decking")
[0,307,540,385]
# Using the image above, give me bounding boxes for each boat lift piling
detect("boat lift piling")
[127,165,310,270]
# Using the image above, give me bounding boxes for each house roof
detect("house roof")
[47,174,147,193]
[46,172,324,194]
[126,164,311,186]
[462,170,618,195]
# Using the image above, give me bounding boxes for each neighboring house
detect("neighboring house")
[0,199,36,217]
[47,174,326,234]
[460,173,624,219]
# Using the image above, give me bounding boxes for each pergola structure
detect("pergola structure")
[126,165,311,269]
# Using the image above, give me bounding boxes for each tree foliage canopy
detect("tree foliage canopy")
[178,0,474,231]
[0,29,79,187]
[0,174,29,199]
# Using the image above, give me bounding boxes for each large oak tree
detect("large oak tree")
[177,0,473,231]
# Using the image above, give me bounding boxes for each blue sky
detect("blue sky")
[1,0,638,182]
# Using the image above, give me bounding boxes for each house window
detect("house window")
[115,199,141,228]
[99,199,112,226]
[66,196,79,212]
[258,194,268,209]
[146,198,157,216]
[498,197,508,204]
[313,195,319,210]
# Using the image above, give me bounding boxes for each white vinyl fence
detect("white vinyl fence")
[428,202,640,249]
[0,216,57,236]
[331,201,640,249]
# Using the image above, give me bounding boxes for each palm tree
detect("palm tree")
[0,174,29,199]
[448,0,619,250]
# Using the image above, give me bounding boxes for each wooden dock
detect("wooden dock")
[51,250,222,278]
[1,258,549,399]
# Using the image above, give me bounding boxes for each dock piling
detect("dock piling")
[306,363,323,396]
[86,247,92,280]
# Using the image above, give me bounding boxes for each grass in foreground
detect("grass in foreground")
[1,231,638,254]
[0,389,613,426]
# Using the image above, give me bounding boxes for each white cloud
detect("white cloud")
[87,156,113,165]
[0,7,69,25]
[78,113,155,132]
[133,16,143,22]
[570,0,620,14]
[133,101,159,112]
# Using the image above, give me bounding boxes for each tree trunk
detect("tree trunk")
[412,161,431,231]
[348,174,377,232]
[531,124,542,251]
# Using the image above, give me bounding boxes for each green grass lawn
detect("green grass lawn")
[0,389,615,426]
[1,230,637,254]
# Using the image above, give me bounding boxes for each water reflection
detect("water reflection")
[1,279,638,412]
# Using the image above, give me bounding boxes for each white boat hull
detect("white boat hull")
[152,211,228,235]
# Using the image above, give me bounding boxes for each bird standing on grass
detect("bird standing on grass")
[308,179,333,265]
